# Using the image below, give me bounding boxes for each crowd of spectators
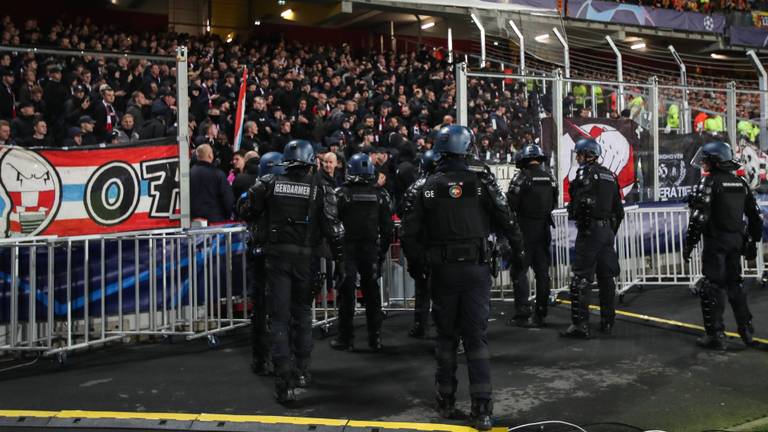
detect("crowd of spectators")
[0,14,761,179]
[614,0,755,13]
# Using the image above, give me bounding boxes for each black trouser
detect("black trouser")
[512,217,552,318]
[248,247,269,362]
[412,266,430,327]
[431,262,492,401]
[700,232,752,334]
[571,222,619,326]
[265,253,313,381]
[337,240,382,341]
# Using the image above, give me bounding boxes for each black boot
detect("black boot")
[294,358,312,388]
[521,314,546,328]
[738,322,758,348]
[330,336,354,351]
[251,356,274,376]
[470,399,493,431]
[599,320,614,335]
[369,332,383,351]
[696,331,728,351]
[561,278,591,339]
[436,393,463,419]
[408,322,426,338]
[273,377,296,405]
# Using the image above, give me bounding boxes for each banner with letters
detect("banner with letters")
[542,117,650,203]
[0,138,180,238]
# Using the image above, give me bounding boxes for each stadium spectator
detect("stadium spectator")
[24,118,52,147]
[0,119,14,145]
[78,115,98,146]
[93,85,118,142]
[0,68,15,120]
[11,102,35,141]
[190,143,234,223]
[62,127,83,147]
[231,150,260,203]
[116,113,140,144]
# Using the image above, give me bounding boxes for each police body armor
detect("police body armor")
[423,170,490,264]
[709,173,748,234]
[337,184,382,242]
[509,166,556,219]
[265,172,317,249]
[569,163,619,229]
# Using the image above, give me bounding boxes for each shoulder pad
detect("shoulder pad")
[378,187,393,204]
[258,173,276,185]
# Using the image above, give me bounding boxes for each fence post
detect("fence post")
[456,62,468,127]
[176,46,191,229]
[605,35,624,112]
[553,69,565,207]
[650,76,660,201]
[746,50,767,151]
[727,81,737,146]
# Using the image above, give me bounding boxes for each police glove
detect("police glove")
[333,261,346,287]
[682,243,693,263]
[744,240,758,261]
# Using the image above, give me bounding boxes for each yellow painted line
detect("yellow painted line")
[347,420,477,431]
[56,410,199,421]
[0,410,484,431]
[0,410,59,418]
[559,300,768,344]
[199,413,347,426]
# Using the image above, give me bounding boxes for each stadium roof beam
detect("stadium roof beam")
[747,49,768,151]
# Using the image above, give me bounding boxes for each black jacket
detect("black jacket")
[232,158,260,207]
[190,160,234,223]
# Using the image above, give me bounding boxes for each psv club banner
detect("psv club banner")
[0,138,180,238]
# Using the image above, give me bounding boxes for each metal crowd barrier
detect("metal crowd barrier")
[0,226,250,363]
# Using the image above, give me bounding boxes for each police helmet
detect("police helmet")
[346,152,376,183]
[433,125,473,156]
[419,149,439,175]
[692,140,737,170]
[282,140,316,167]
[515,144,546,168]
[574,138,601,159]
[259,152,285,176]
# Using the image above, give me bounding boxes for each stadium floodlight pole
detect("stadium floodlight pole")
[649,76,660,201]
[470,13,485,68]
[747,49,768,151]
[456,62,469,126]
[605,35,624,112]
[552,27,570,93]
[668,45,690,134]
[447,27,454,64]
[176,46,191,229]
[727,81,737,147]
[507,19,525,76]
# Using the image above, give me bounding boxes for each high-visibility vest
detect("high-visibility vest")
[573,84,587,107]
[666,104,680,129]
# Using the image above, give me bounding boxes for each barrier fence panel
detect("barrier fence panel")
[0,226,250,360]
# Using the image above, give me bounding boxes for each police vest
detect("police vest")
[267,172,315,246]
[422,170,488,244]
[339,183,380,241]
[710,172,748,233]
[572,164,618,220]
[518,167,556,219]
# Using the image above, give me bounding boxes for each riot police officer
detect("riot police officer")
[400,149,439,338]
[562,138,624,339]
[242,152,285,376]
[331,153,394,351]
[507,144,557,327]
[401,125,524,431]
[242,140,345,404]
[683,141,762,350]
